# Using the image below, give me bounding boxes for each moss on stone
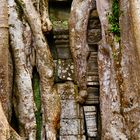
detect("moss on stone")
[32,71,42,140]
[74,84,79,100]
[52,20,68,30]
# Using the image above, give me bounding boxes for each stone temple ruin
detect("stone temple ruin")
[48,0,101,139]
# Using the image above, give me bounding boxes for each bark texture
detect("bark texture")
[0,1,21,139]
[69,0,94,104]
[0,0,12,121]
[8,0,61,139]
[130,0,140,60]
[8,0,36,139]
[96,0,140,139]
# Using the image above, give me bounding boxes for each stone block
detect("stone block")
[87,87,99,94]
[54,34,69,40]
[83,106,97,137]
[87,71,98,76]
[57,47,72,59]
[88,19,101,29]
[57,82,76,100]
[87,76,99,82]
[61,100,79,119]
[55,39,69,45]
[60,119,84,135]
[60,135,86,140]
[56,59,74,80]
[87,61,98,73]
[87,81,99,86]
[87,29,101,44]
[86,87,99,104]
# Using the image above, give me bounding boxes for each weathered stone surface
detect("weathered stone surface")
[87,81,99,86]
[56,59,74,81]
[87,76,99,82]
[61,100,79,118]
[88,19,101,29]
[87,61,98,73]
[57,82,85,137]
[86,87,99,104]
[54,35,69,40]
[57,82,76,100]
[87,29,102,44]
[84,106,97,137]
[60,119,84,135]
[55,39,69,45]
[50,2,101,138]
[60,135,86,140]
[57,47,72,59]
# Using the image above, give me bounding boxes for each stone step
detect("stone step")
[83,106,97,137]
[53,29,69,35]
[87,71,98,76]
[60,135,86,140]
[87,81,99,86]
[87,75,99,82]
[54,34,69,39]
[55,39,69,45]
[55,44,69,48]
[86,87,99,104]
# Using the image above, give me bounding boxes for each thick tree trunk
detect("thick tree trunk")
[0,1,22,139]
[8,0,36,139]
[130,0,140,60]
[120,0,140,139]
[0,0,12,121]
[69,0,94,104]
[1,0,140,139]
[96,0,140,139]
[8,0,60,139]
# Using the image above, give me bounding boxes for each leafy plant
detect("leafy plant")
[108,0,120,38]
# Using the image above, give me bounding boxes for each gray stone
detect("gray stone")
[87,61,98,73]
[57,47,72,59]
[84,106,97,137]
[56,59,74,80]
[54,34,69,40]
[55,39,69,45]
[88,19,101,29]
[87,29,102,44]
[60,135,86,140]
[60,119,84,135]
[61,100,79,119]
[86,87,99,104]
[87,81,99,86]
[57,82,76,100]
[87,76,99,82]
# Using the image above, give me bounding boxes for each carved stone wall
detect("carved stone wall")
[48,1,101,139]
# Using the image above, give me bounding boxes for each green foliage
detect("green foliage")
[33,72,42,140]
[52,20,68,30]
[108,0,120,38]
